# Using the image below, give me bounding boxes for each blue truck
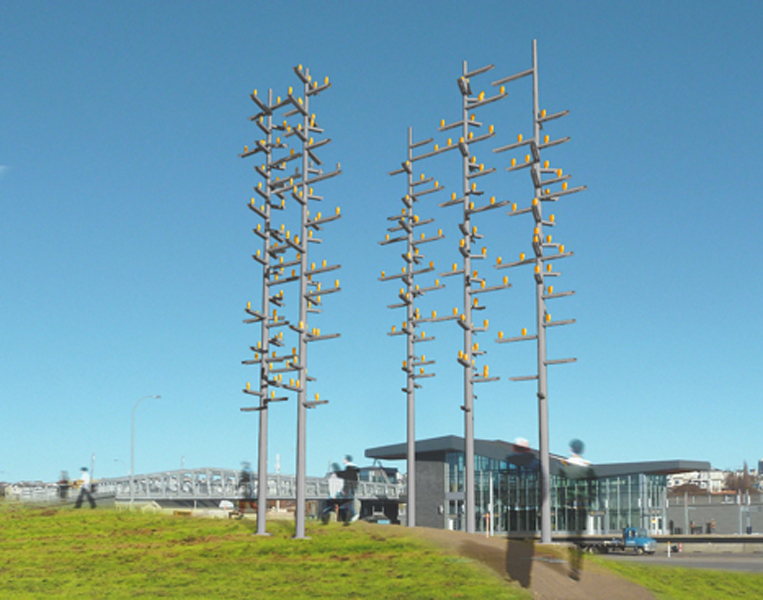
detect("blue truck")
[577,527,657,555]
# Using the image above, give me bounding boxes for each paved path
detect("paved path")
[411,528,657,600]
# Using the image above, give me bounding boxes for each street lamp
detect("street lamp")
[130,395,161,510]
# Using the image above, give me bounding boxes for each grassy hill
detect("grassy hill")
[0,503,526,599]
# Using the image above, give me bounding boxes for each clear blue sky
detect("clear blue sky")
[2,1,761,483]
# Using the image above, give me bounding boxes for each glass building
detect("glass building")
[367,436,709,535]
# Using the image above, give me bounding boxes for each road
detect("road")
[600,551,763,573]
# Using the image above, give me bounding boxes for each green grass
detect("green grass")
[590,555,763,600]
[0,503,527,599]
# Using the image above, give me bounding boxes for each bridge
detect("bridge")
[7,467,406,506]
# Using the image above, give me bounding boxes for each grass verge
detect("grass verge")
[590,555,763,600]
[0,503,527,599]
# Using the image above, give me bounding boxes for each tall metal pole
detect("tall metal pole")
[130,395,160,510]
[436,63,507,533]
[493,39,586,543]
[530,40,553,545]
[241,68,340,539]
[460,61,477,535]
[294,70,311,540]
[255,89,275,536]
[383,128,446,527]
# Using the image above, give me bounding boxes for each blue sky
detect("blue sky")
[1,1,761,483]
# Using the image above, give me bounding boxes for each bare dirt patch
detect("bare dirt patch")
[410,528,657,600]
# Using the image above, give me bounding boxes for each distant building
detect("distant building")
[366,435,709,536]
[668,469,725,493]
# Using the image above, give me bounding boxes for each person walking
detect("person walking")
[74,467,96,509]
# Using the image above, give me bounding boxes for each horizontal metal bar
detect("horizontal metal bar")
[466,92,507,110]
[464,63,494,79]
[539,185,587,201]
[306,333,341,342]
[545,319,576,328]
[545,358,577,366]
[411,137,434,149]
[496,335,538,343]
[538,109,569,123]
[509,375,539,382]
[466,167,496,180]
[304,400,329,408]
[539,136,570,151]
[411,143,459,162]
[472,282,511,294]
[543,290,575,300]
[492,68,533,86]
[507,161,534,172]
[472,376,500,384]
[438,195,464,208]
[493,139,532,154]
[307,81,331,97]
[303,165,342,187]
[305,263,341,277]
[438,119,463,133]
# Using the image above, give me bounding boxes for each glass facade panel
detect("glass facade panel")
[446,450,669,535]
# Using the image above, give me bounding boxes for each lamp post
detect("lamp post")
[130,395,160,510]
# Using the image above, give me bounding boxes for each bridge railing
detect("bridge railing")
[6,468,407,503]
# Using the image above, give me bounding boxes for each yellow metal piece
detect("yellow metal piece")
[518,134,523,142]
[525,154,530,163]
[498,331,504,340]
[511,158,517,166]
[497,256,502,265]
[512,203,517,211]
[562,182,568,191]
[544,135,549,143]
[548,286,554,294]
[560,245,565,253]
[522,328,527,336]
[543,160,549,168]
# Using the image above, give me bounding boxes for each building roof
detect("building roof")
[366,435,711,478]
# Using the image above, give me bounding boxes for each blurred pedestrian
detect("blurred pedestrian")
[237,461,255,515]
[57,471,70,502]
[74,467,96,509]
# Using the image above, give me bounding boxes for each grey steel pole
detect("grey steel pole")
[383,129,446,528]
[531,40,552,544]
[294,72,311,540]
[255,88,275,536]
[461,60,476,535]
[130,395,160,510]
[405,128,417,528]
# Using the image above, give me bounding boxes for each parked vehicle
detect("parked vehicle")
[577,527,657,555]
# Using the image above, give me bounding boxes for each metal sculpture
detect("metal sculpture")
[493,40,586,543]
[240,65,341,539]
